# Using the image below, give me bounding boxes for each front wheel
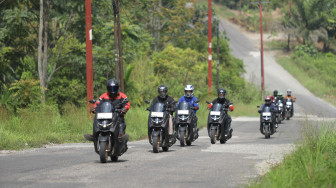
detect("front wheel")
[99,141,108,163]
[180,130,186,147]
[153,135,160,153]
[210,129,217,144]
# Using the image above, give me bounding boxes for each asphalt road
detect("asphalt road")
[1,19,336,188]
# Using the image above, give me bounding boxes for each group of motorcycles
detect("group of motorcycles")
[145,100,233,153]
[258,95,295,139]
[87,98,234,163]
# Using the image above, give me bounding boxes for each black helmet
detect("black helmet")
[265,96,272,105]
[106,79,119,97]
[158,85,168,99]
[273,90,278,96]
[217,88,226,99]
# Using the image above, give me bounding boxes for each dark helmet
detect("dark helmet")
[217,88,226,99]
[158,85,168,99]
[106,79,119,97]
[273,90,278,96]
[265,96,272,105]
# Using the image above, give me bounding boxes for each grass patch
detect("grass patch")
[277,53,336,106]
[248,121,336,187]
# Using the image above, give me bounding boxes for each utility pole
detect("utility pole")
[85,0,93,115]
[251,1,269,100]
[216,21,220,90]
[259,1,265,100]
[208,0,212,94]
[112,0,124,92]
[112,0,119,81]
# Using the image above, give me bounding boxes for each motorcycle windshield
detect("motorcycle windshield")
[286,98,292,102]
[177,101,190,110]
[97,101,114,113]
[151,102,165,112]
[212,103,223,111]
[263,106,271,113]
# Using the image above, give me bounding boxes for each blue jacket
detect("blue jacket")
[177,96,199,114]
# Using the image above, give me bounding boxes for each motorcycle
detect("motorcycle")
[258,105,275,139]
[174,100,199,147]
[145,100,177,153]
[285,98,293,120]
[88,98,129,163]
[206,101,233,144]
[275,99,284,124]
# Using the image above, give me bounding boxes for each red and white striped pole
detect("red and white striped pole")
[208,0,212,94]
[85,0,93,115]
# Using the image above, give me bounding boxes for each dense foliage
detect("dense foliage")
[0,0,251,112]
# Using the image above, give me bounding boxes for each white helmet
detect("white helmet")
[184,85,194,98]
[287,89,292,96]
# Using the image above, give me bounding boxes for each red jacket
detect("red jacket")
[94,92,130,112]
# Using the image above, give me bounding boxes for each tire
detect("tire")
[99,141,108,163]
[210,129,217,144]
[180,130,186,147]
[111,156,118,162]
[162,146,169,151]
[186,140,191,146]
[153,135,160,153]
[264,125,270,139]
[220,139,226,144]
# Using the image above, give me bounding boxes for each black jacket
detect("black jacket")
[151,95,176,114]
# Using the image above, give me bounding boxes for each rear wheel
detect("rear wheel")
[180,130,186,147]
[99,141,108,163]
[186,140,191,146]
[210,129,217,144]
[111,156,118,162]
[162,146,169,151]
[220,139,226,144]
[153,135,160,153]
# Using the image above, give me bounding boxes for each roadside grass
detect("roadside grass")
[248,121,336,187]
[276,54,336,106]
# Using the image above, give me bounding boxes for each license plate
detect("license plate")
[210,111,221,116]
[151,112,164,118]
[97,113,113,119]
[262,112,271,116]
[178,110,189,115]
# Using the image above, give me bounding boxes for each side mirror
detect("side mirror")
[206,101,211,104]
[257,106,260,108]
[89,99,96,104]
[195,100,200,103]
[172,101,177,105]
[146,107,151,111]
[144,100,150,104]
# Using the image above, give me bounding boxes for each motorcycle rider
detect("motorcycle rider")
[176,84,200,137]
[258,96,278,134]
[270,90,278,103]
[149,85,176,142]
[84,79,130,141]
[277,92,286,119]
[207,88,234,139]
[284,89,295,117]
